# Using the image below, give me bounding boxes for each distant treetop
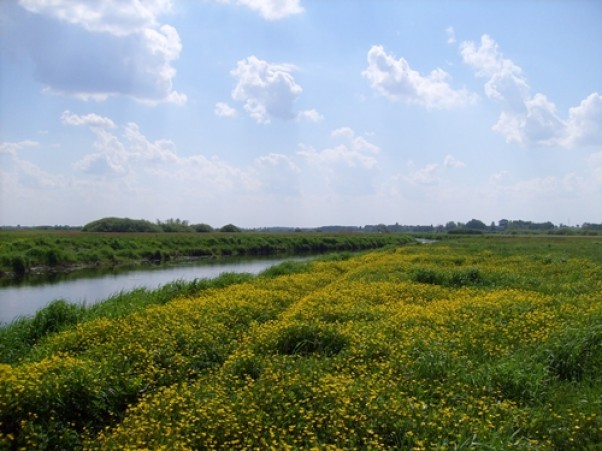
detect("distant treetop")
[82,217,161,233]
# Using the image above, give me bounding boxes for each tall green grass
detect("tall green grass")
[0,231,415,276]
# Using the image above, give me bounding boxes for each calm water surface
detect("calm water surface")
[0,256,307,325]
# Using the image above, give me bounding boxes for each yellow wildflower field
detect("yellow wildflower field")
[1,238,601,449]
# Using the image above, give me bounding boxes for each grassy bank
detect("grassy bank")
[1,237,601,449]
[0,231,414,277]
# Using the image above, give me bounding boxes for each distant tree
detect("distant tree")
[193,223,214,233]
[83,217,161,232]
[220,224,241,233]
[445,221,457,231]
[465,219,487,231]
[157,218,193,232]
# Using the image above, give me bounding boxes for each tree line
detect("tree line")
[81,217,240,233]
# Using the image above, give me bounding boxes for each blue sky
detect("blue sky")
[1,0,601,228]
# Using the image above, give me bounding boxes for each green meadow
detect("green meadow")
[0,230,414,277]
[1,236,601,449]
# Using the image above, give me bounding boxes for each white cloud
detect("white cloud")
[61,110,116,129]
[563,93,602,148]
[461,34,602,149]
[19,0,173,35]
[14,0,185,105]
[299,127,379,169]
[296,128,381,196]
[446,26,456,45]
[297,109,324,122]
[362,45,475,109]
[444,155,465,168]
[0,140,39,156]
[218,0,303,20]
[123,123,178,163]
[331,127,354,139]
[230,56,303,123]
[405,163,439,185]
[214,102,238,118]
[62,111,256,195]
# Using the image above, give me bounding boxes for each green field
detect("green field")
[1,236,601,449]
[0,231,414,277]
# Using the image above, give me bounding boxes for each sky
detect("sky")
[1,0,601,228]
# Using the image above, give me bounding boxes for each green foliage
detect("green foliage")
[544,323,602,383]
[259,260,312,278]
[28,300,81,342]
[192,223,214,233]
[0,230,415,276]
[411,267,484,287]
[82,217,161,232]
[220,223,241,233]
[10,255,27,276]
[272,324,348,356]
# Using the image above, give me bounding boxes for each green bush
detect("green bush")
[11,255,28,276]
[28,300,81,343]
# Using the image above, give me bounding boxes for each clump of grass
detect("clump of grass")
[273,324,348,357]
[411,267,484,287]
[544,322,602,383]
[259,260,312,278]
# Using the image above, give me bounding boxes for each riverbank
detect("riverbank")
[0,231,415,278]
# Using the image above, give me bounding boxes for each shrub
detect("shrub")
[27,300,81,344]
[219,224,241,233]
[11,255,28,276]
[449,268,484,287]
[412,268,446,285]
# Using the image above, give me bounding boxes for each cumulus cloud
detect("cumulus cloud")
[19,0,172,35]
[563,93,602,148]
[460,34,602,149]
[61,110,116,129]
[62,111,256,194]
[14,0,185,105]
[405,163,440,185]
[299,127,379,169]
[296,127,381,196]
[230,56,303,123]
[218,0,303,20]
[362,45,475,109]
[214,102,238,118]
[297,109,324,122]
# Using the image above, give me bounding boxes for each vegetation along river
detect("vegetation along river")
[0,256,309,325]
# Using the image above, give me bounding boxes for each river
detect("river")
[0,256,309,325]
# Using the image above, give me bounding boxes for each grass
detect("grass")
[0,236,601,449]
[0,230,415,277]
